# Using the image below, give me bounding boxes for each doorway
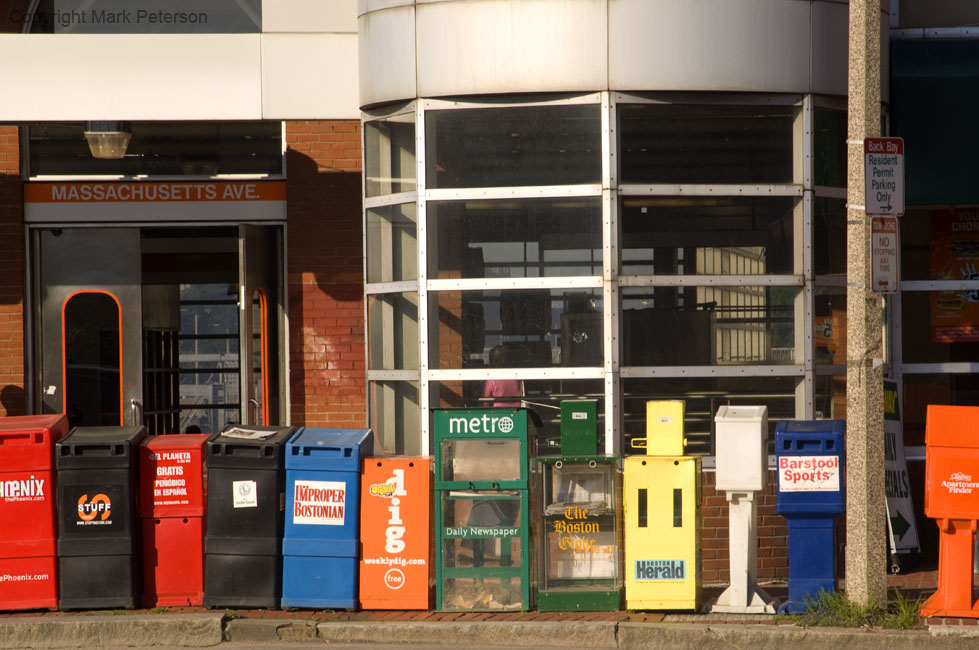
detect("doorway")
[33,225,283,434]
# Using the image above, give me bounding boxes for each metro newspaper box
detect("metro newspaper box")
[56,425,148,610]
[775,419,844,614]
[434,408,533,612]
[359,457,432,610]
[281,427,373,609]
[138,434,211,607]
[0,415,69,610]
[921,405,979,617]
[204,424,295,609]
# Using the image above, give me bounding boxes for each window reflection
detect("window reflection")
[433,289,603,370]
[426,104,601,188]
[621,286,798,366]
[64,292,121,427]
[621,197,796,275]
[619,103,797,184]
[429,198,602,278]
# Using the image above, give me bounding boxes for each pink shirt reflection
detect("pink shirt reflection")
[482,379,522,407]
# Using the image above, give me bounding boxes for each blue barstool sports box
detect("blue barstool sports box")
[775,419,845,614]
[282,427,374,608]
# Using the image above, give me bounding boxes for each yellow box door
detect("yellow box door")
[624,455,701,610]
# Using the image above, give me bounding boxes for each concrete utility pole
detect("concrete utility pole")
[845,0,887,607]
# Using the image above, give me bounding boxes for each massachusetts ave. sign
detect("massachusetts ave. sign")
[864,137,905,216]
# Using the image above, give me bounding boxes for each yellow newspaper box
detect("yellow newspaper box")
[624,401,701,610]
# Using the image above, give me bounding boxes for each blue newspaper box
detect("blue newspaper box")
[282,427,374,608]
[775,419,844,613]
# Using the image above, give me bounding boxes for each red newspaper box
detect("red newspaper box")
[359,457,432,609]
[138,434,210,607]
[922,404,979,618]
[0,415,69,610]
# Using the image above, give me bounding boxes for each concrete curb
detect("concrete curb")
[1,615,974,649]
[223,617,319,643]
[249,620,972,649]
[316,621,618,647]
[0,613,224,649]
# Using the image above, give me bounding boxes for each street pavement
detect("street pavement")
[4,567,979,649]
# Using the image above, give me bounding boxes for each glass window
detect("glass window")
[432,289,603,369]
[8,1,261,34]
[368,292,419,370]
[63,292,121,428]
[900,291,979,363]
[432,379,604,448]
[621,197,797,275]
[621,286,798,366]
[814,198,846,277]
[425,104,601,188]
[901,373,979,447]
[623,376,801,455]
[814,286,846,365]
[178,283,240,432]
[899,207,930,281]
[28,122,282,177]
[814,108,847,187]
[429,198,602,279]
[369,381,419,455]
[618,103,798,184]
[365,115,416,197]
[815,373,846,420]
[367,203,417,283]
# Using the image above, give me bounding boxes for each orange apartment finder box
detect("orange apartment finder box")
[925,404,979,520]
[359,457,432,609]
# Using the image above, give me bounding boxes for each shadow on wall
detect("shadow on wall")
[1,385,26,417]
[286,145,365,428]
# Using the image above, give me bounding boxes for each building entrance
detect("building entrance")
[33,224,282,434]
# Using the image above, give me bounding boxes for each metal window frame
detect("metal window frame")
[361,91,823,457]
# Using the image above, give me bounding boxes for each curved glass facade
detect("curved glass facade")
[364,93,847,455]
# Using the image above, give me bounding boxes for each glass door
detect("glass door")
[35,225,284,433]
[238,224,281,426]
[37,228,143,428]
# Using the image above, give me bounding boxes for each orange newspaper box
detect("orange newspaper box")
[922,404,979,618]
[138,434,211,607]
[359,457,431,609]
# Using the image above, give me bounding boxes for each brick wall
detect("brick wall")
[700,470,790,585]
[285,120,366,428]
[0,126,25,416]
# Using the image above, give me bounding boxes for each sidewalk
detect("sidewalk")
[3,565,976,649]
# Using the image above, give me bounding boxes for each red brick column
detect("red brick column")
[0,126,26,416]
[286,120,365,428]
